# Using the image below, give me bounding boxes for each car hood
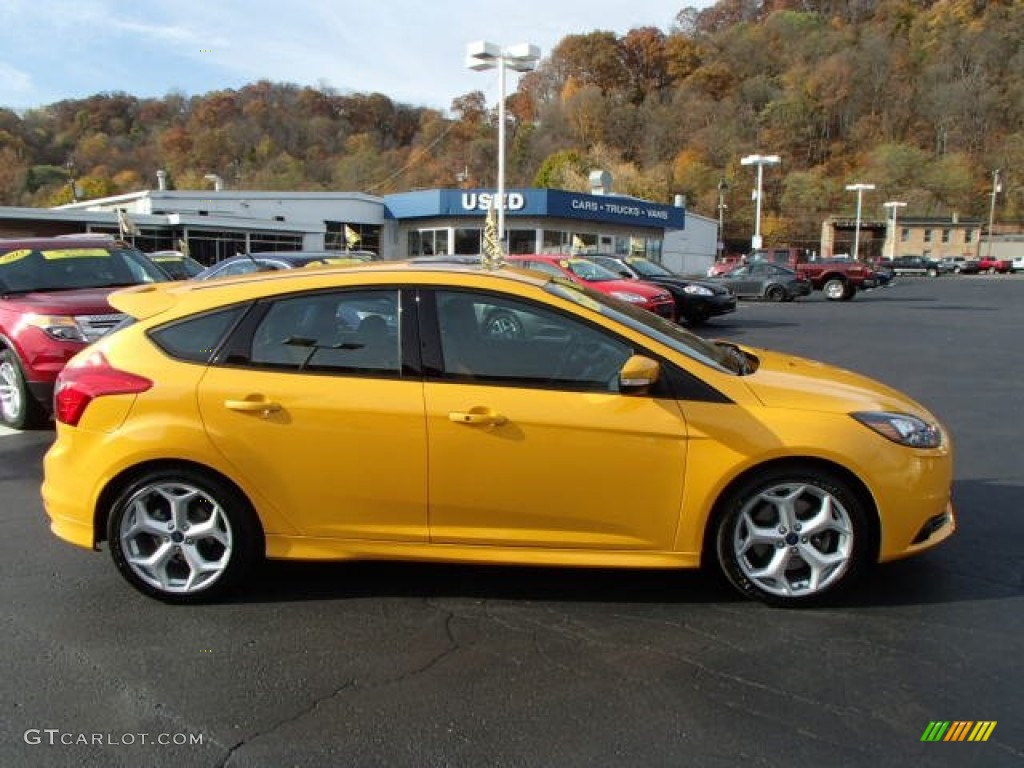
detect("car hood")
[741,347,933,418]
[585,277,668,299]
[1,287,123,315]
[649,275,731,295]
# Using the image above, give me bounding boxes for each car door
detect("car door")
[724,265,758,297]
[422,288,689,551]
[197,288,428,541]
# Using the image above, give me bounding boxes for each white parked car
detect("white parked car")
[1012,255,1024,273]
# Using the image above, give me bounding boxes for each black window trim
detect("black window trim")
[213,285,418,380]
[417,285,732,402]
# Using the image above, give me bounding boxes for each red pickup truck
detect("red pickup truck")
[976,256,1012,274]
[747,248,878,301]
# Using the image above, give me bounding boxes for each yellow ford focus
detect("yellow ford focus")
[41,263,955,606]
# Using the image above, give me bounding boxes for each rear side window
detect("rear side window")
[150,306,247,363]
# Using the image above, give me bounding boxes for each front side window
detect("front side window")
[434,289,632,391]
[249,290,401,375]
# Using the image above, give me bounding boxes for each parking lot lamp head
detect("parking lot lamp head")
[466,41,540,255]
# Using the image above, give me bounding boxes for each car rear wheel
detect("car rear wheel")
[823,278,848,301]
[107,468,262,603]
[0,349,47,430]
[765,285,786,302]
[714,467,870,606]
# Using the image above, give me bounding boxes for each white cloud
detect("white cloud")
[0,0,703,110]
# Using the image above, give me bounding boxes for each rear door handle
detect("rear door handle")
[449,410,507,427]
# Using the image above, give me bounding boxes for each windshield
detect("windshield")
[0,246,170,294]
[627,258,672,278]
[544,278,744,374]
[563,258,622,283]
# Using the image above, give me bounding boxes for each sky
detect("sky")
[0,0,710,114]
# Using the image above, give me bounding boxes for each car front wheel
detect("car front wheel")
[0,349,47,430]
[107,468,262,603]
[714,467,870,606]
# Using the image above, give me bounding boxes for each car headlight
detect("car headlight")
[23,314,88,343]
[609,291,647,303]
[851,411,943,448]
[683,284,714,296]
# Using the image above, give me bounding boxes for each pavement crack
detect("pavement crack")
[216,678,357,768]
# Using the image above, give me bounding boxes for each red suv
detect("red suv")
[507,255,677,321]
[0,236,171,428]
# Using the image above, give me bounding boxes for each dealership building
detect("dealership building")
[0,178,717,274]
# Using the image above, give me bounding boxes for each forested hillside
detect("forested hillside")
[0,0,1020,247]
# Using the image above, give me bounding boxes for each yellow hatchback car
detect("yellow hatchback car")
[41,263,955,606]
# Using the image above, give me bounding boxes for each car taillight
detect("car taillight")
[54,351,152,426]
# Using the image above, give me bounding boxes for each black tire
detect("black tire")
[765,285,786,302]
[682,310,708,327]
[107,467,263,604]
[713,466,871,606]
[0,348,48,430]
[927,267,938,277]
[840,284,857,301]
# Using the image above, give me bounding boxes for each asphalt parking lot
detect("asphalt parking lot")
[2,275,1022,768]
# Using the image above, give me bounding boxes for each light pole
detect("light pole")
[740,154,780,250]
[467,41,540,252]
[717,178,729,259]
[883,201,906,260]
[845,183,875,260]
[986,169,1002,260]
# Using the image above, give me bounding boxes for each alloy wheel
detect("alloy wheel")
[117,481,234,595]
[730,482,854,598]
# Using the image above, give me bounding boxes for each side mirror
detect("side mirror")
[619,354,660,393]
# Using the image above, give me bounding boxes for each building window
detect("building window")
[965,229,974,243]
[941,229,950,243]
[507,229,535,254]
[900,228,910,242]
[924,229,933,242]
[409,228,449,256]
[542,230,569,253]
[454,227,481,255]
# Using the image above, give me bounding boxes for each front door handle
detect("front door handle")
[449,409,507,427]
[224,398,282,416]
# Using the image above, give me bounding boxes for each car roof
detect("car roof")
[108,261,553,320]
[0,235,130,251]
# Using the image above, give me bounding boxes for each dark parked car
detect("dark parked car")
[939,257,980,275]
[587,255,736,327]
[147,250,205,279]
[706,262,812,301]
[193,251,372,281]
[887,255,944,277]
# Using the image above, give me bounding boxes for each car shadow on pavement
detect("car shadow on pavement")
[243,559,740,606]
[236,478,1021,609]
